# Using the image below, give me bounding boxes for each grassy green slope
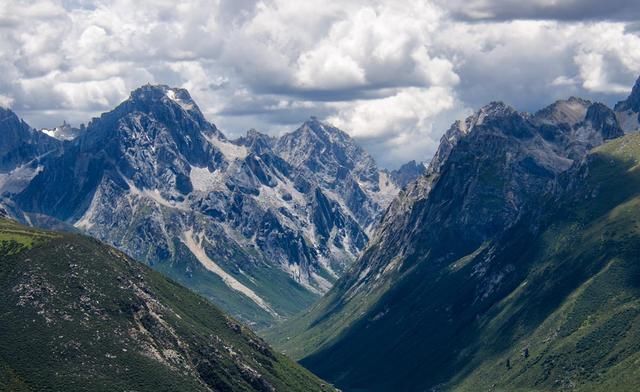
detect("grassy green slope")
[0,219,330,392]
[451,132,640,391]
[271,133,640,391]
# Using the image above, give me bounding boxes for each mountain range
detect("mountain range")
[267,76,640,391]
[5,71,640,392]
[0,85,421,328]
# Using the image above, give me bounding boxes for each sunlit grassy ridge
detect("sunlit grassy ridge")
[0,219,58,255]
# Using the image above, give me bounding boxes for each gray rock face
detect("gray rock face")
[615,76,640,132]
[0,108,60,172]
[274,118,398,230]
[0,108,61,201]
[533,98,623,159]
[345,99,623,297]
[7,85,399,327]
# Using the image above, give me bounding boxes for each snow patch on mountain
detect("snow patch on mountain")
[377,171,400,202]
[40,121,81,141]
[122,174,188,211]
[165,89,195,112]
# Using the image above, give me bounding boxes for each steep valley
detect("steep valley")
[267,77,640,392]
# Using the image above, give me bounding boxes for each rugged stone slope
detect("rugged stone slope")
[0,108,61,201]
[0,108,61,172]
[0,218,330,391]
[615,76,640,133]
[268,86,633,391]
[2,85,409,328]
[274,118,398,230]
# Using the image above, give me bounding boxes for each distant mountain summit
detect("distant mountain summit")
[389,160,426,188]
[0,85,411,328]
[275,117,397,230]
[40,121,83,141]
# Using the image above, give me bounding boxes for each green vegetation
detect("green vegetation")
[451,133,640,391]
[0,219,58,255]
[0,219,330,391]
[268,133,640,391]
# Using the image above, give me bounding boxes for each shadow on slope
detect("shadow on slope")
[300,135,640,391]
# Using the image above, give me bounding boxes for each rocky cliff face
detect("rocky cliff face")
[274,118,398,230]
[0,108,61,172]
[615,75,640,132]
[6,85,399,327]
[340,99,622,299]
[0,108,61,200]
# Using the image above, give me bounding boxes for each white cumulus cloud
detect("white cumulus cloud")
[1,0,639,168]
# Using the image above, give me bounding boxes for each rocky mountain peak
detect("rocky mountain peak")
[95,84,221,140]
[584,102,624,140]
[428,102,523,176]
[79,84,223,172]
[0,107,26,130]
[129,84,197,111]
[534,96,592,126]
[273,118,398,232]
[428,119,472,175]
[615,75,640,113]
[614,75,640,133]
[448,102,522,141]
[245,128,268,138]
[275,118,377,177]
[475,101,517,121]
[0,106,14,117]
[0,107,60,172]
[302,117,350,140]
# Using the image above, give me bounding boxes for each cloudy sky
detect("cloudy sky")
[2,0,640,168]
